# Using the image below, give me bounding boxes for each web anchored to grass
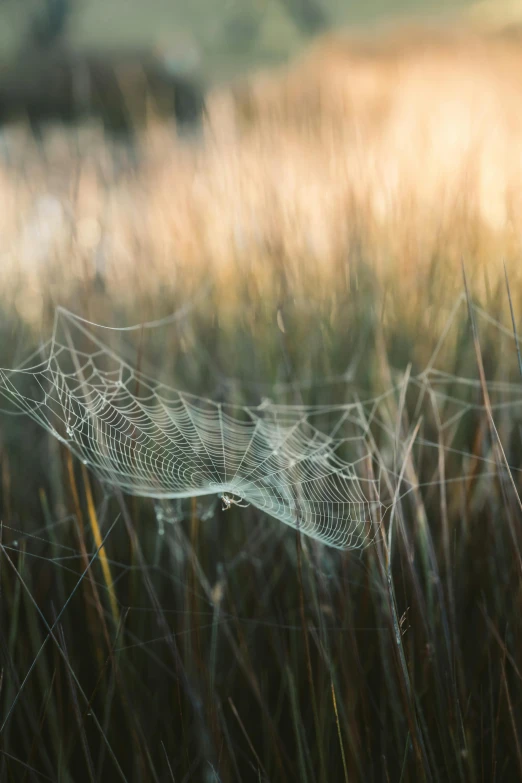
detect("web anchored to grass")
[0,308,385,549]
[1,295,522,549]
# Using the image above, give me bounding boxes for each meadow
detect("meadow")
[2,13,522,783]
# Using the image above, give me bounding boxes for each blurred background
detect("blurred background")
[0,0,478,82]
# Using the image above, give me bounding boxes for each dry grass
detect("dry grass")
[3,18,522,337]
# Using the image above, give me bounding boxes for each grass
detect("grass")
[2,32,522,777]
[3,323,522,781]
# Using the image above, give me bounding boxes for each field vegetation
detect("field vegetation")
[2,9,522,782]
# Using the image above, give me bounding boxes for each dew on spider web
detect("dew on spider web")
[1,296,520,549]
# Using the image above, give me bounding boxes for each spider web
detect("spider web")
[0,308,384,549]
[1,294,522,550]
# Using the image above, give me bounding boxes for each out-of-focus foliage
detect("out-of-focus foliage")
[0,0,492,83]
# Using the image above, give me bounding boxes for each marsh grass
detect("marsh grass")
[2,330,522,782]
[1,94,522,781]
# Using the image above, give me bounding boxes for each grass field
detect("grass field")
[2,12,522,783]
